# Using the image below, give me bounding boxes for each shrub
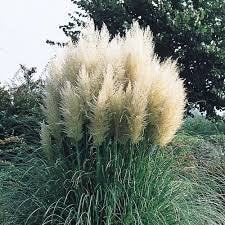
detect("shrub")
[0,66,43,163]
[0,65,43,142]
[181,115,225,136]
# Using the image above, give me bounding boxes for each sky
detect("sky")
[0,0,74,83]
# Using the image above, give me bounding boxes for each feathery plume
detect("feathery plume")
[61,44,80,85]
[43,19,186,149]
[90,65,114,145]
[43,79,62,140]
[77,65,92,115]
[147,67,186,146]
[127,80,149,144]
[40,122,52,161]
[109,87,128,143]
[61,82,83,143]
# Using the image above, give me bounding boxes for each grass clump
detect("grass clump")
[1,21,225,225]
[1,144,225,225]
[42,20,186,159]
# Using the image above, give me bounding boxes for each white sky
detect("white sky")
[0,0,74,83]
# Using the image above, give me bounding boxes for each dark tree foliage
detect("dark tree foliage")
[59,0,225,116]
[9,65,43,117]
[0,65,44,143]
[0,84,11,112]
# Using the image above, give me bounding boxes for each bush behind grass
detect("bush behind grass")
[181,115,225,136]
[174,116,225,179]
[0,143,225,225]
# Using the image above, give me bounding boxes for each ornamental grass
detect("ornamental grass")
[42,20,186,160]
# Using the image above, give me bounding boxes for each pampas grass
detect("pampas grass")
[61,82,83,143]
[43,79,61,136]
[40,123,52,161]
[3,20,225,225]
[42,20,185,149]
[1,144,225,225]
[89,65,114,145]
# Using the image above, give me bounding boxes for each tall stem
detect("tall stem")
[96,146,101,184]
[76,143,81,171]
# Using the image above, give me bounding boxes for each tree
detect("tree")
[9,65,43,117]
[0,65,44,142]
[60,0,225,116]
[0,84,11,112]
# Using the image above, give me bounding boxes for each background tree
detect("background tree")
[59,0,225,116]
[0,65,44,142]
[0,84,11,112]
[9,65,43,117]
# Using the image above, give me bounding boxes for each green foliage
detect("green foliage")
[0,84,11,112]
[1,115,225,224]
[181,116,225,136]
[1,144,225,225]
[61,0,225,116]
[0,136,39,164]
[0,65,44,163]
[171,117,225,211]
[8,65,43,117]
[0,65,43,140]
[172,132,225,168]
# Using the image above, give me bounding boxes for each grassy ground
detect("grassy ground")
[0,116,225,224]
